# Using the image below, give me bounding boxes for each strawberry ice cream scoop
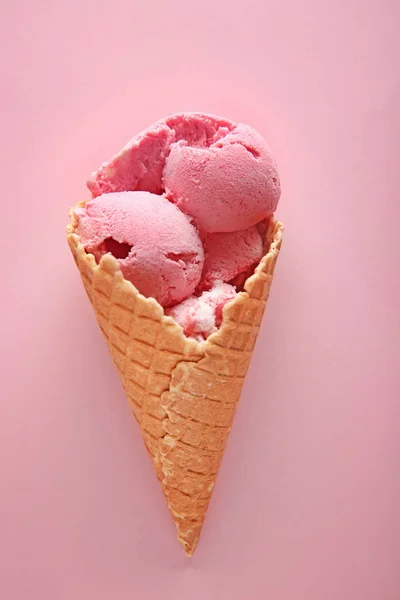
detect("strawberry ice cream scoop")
[199,226,263,291]
[163,123,280,233]
[166,283,237,342]
[75,191,204,308]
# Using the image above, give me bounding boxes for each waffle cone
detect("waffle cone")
[67,209,283,556]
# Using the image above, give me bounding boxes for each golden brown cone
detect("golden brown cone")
[67,208,283,556]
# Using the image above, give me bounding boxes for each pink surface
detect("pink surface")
[1,0,399,598]
[76,191,204,307]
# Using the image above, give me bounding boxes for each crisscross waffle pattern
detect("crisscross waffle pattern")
[67,211,283,555]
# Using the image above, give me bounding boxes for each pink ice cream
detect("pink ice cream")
[87,114,234,197]
[88,114,280,233]
[199,226,263,291]
[75,191,204,308]
[80,112,281,338]
[164,124,280,233]
[166,283,237,342]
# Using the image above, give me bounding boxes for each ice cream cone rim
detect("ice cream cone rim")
[67,202,283,347]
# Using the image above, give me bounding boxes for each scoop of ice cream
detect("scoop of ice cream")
[166,283,236,341]
[200,226,263,291]
[75,191,204,308]
[163,123,280,232]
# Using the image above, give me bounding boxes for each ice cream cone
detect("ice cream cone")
[67,207,283,556]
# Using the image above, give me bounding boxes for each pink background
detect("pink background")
[1,1,399,598]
